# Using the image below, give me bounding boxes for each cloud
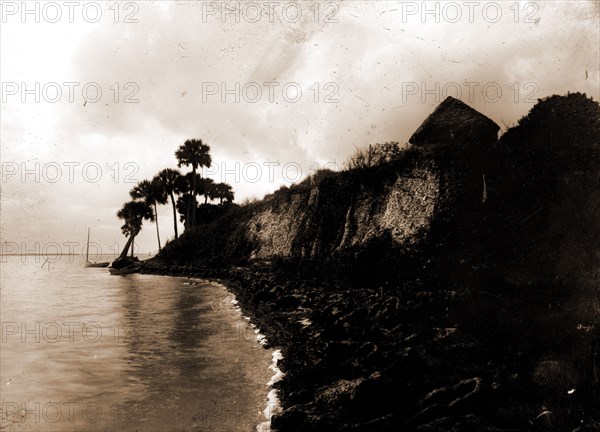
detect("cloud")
[2,0,598,252]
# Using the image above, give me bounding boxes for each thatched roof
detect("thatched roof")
[409,97,500,146]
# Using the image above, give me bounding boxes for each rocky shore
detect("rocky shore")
[142,94,600,431]
[141,256,599,432]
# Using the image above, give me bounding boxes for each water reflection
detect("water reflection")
[0,258,272,432]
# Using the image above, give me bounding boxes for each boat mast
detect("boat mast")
[86,227,90,262]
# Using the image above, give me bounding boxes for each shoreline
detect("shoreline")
[138,258,467,430]
[147,269,285,431]
[225,292,285,431]
[139,261,321,429]
[140,257,600,431]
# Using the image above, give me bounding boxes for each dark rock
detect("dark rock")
[415,413,485,432]
[532,410,554,431]
[416,377,484,424]
[277,295,303,310]
[253,289,278,304]
[271,406,309,431]
[350,371,395,420]
[533,360,578,395]
[314,378,365,409]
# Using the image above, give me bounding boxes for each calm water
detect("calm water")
[0,255,274,432]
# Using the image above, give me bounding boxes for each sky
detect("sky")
[1,0,599,255]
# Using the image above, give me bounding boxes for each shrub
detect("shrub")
[343,142,408,170]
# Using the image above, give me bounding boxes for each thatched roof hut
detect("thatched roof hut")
[409,97,500,147]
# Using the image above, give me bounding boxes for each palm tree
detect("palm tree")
[198,177,216,204]
[175,173,201,228]
[156,168,182,240]
[130,179,168,251]
[116,200,154,258]
[175,193,196,227]
[175,139,212,227]
[213,183,234,204]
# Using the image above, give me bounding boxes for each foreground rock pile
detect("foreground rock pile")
[143,258,600,431]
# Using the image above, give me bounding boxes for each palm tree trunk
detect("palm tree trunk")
[184,197,190,230]
[191,166,197,226]
[170,192,178,239]
[153,201,162,251]
[119,235,134,259]
[131,235,135,258]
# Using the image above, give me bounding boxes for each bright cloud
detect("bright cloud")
[1,0,598,253]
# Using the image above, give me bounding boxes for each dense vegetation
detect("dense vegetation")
[115,139,235,258]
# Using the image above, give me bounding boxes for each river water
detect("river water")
[0,255,276,432]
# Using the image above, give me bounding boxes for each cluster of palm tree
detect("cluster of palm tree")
[115,139,235,258]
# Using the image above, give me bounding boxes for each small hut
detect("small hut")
[409,96,500,147]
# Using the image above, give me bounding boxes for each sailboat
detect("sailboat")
[84,227,110,268]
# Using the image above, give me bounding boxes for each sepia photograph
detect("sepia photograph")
[1,1,599,431]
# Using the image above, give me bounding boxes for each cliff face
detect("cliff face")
[239,98,499,261]
[244,158,439,260]
[159,94,600,292]
[160,97,501,265]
